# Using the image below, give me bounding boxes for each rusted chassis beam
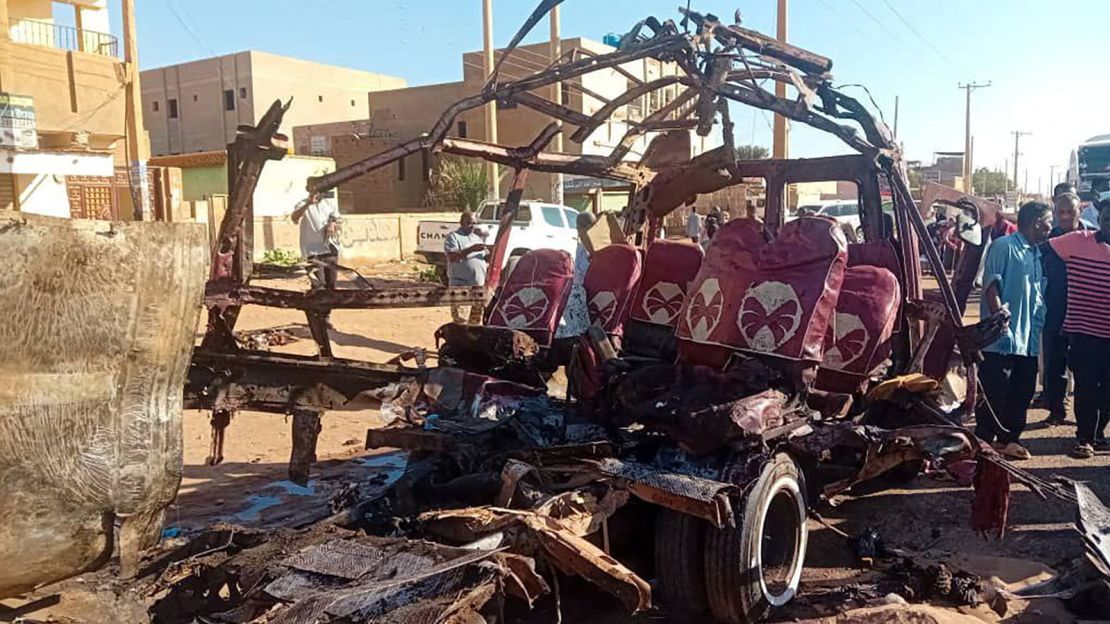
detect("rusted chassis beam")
[205,283,488,311]
[186,350,417,414]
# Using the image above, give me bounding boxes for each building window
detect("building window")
[152,101,159,112]
[318,95,324,103]
[350,99,356,107]
[168,98,178,118]
[398,156,406,181]
[457,121,468,138]
[422,149,430,182]
[224,89,235,111]
[239,87,247,99]
[561,83,572,106]
[193,94,198,102]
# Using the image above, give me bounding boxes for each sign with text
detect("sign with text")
[0,93,37,150]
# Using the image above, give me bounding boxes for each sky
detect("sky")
[111,0,1110,196]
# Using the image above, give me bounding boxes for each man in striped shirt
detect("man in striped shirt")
[1039,185,1092,426]
[1046,200,1110,459]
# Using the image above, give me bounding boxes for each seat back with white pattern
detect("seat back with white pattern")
[583,244,643,335]
[628,240,705,328]
[486,248,574,346]
[815,241,903,393]
[815,264,901,393]
[677,217,848,368]
[675,218,770,367]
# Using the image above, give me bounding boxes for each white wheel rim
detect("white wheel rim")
[753,474,808,607]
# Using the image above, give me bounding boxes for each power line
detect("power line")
[846,0,889,32]
[881,0,971,77]
[164,0,214,56]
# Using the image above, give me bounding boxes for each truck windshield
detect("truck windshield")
[478,202,531,224]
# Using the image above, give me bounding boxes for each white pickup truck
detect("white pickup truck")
[416,201,582,281]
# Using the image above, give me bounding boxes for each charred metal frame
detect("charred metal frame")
[188,1,982,486]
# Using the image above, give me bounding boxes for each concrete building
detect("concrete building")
[0,0,130,218]
[294,38,717,214]
[141,51,406,156]
[148,149,334,216]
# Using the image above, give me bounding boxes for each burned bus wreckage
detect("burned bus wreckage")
[3,1,1108,623]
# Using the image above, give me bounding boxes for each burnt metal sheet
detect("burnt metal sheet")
[589,457,736,528]
[283,539,393,580]
[0,212,208,597]
[1075,482,1110,577]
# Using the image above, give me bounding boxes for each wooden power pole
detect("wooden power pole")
[549,5,563,205]
[1012,130,1030,193]
[122,0,151,220]
[772,0,788,159]
[482,0,500,201]
[958,81,990,194]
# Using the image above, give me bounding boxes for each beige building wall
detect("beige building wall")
[141,51,406,156]
[1,0,124,215]
[304,37,714,214]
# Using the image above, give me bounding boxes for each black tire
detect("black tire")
[655,509,709,615]
[704,453,808,624]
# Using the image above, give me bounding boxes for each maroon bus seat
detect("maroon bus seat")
[623,240,704,360]
[629,240,705,328]
[815,264,901,394]
[675,218,769,367]
[677,217,848,370]
[583,243,642,336]
[486,248,574,347]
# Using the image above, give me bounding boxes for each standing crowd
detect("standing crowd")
[975,185,1110,460]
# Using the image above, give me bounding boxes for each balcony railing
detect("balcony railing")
[10,19,119,58]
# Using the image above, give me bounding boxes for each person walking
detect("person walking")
[444,211,489,325]
[975,201,1052,460]
[686,208,702,244]
[1046,200,1110,459]
[291,191,342,328]
[702,206,722,250]
[1039,185,1090,426]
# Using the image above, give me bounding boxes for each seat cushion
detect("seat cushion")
[583,243,642,335]
[629,240,705,328]
[816,265,901,393]
[486,248,574,346]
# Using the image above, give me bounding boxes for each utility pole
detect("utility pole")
[772,0,788,159]
[1012,130,1030,194]
[1048,164,1061,193]
[122,0,151,220]
[482,0,500,201]
[549,5,563,205]
[958,81,990,194]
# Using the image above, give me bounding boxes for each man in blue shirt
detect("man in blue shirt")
[444,211,489,324]
[975,201,1052,460]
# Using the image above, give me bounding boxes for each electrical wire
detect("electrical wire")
[881,0,972,77]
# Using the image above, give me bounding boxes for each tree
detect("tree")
[972,167,1010,196]
[736,144,770,160]
[425,157,489,213]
